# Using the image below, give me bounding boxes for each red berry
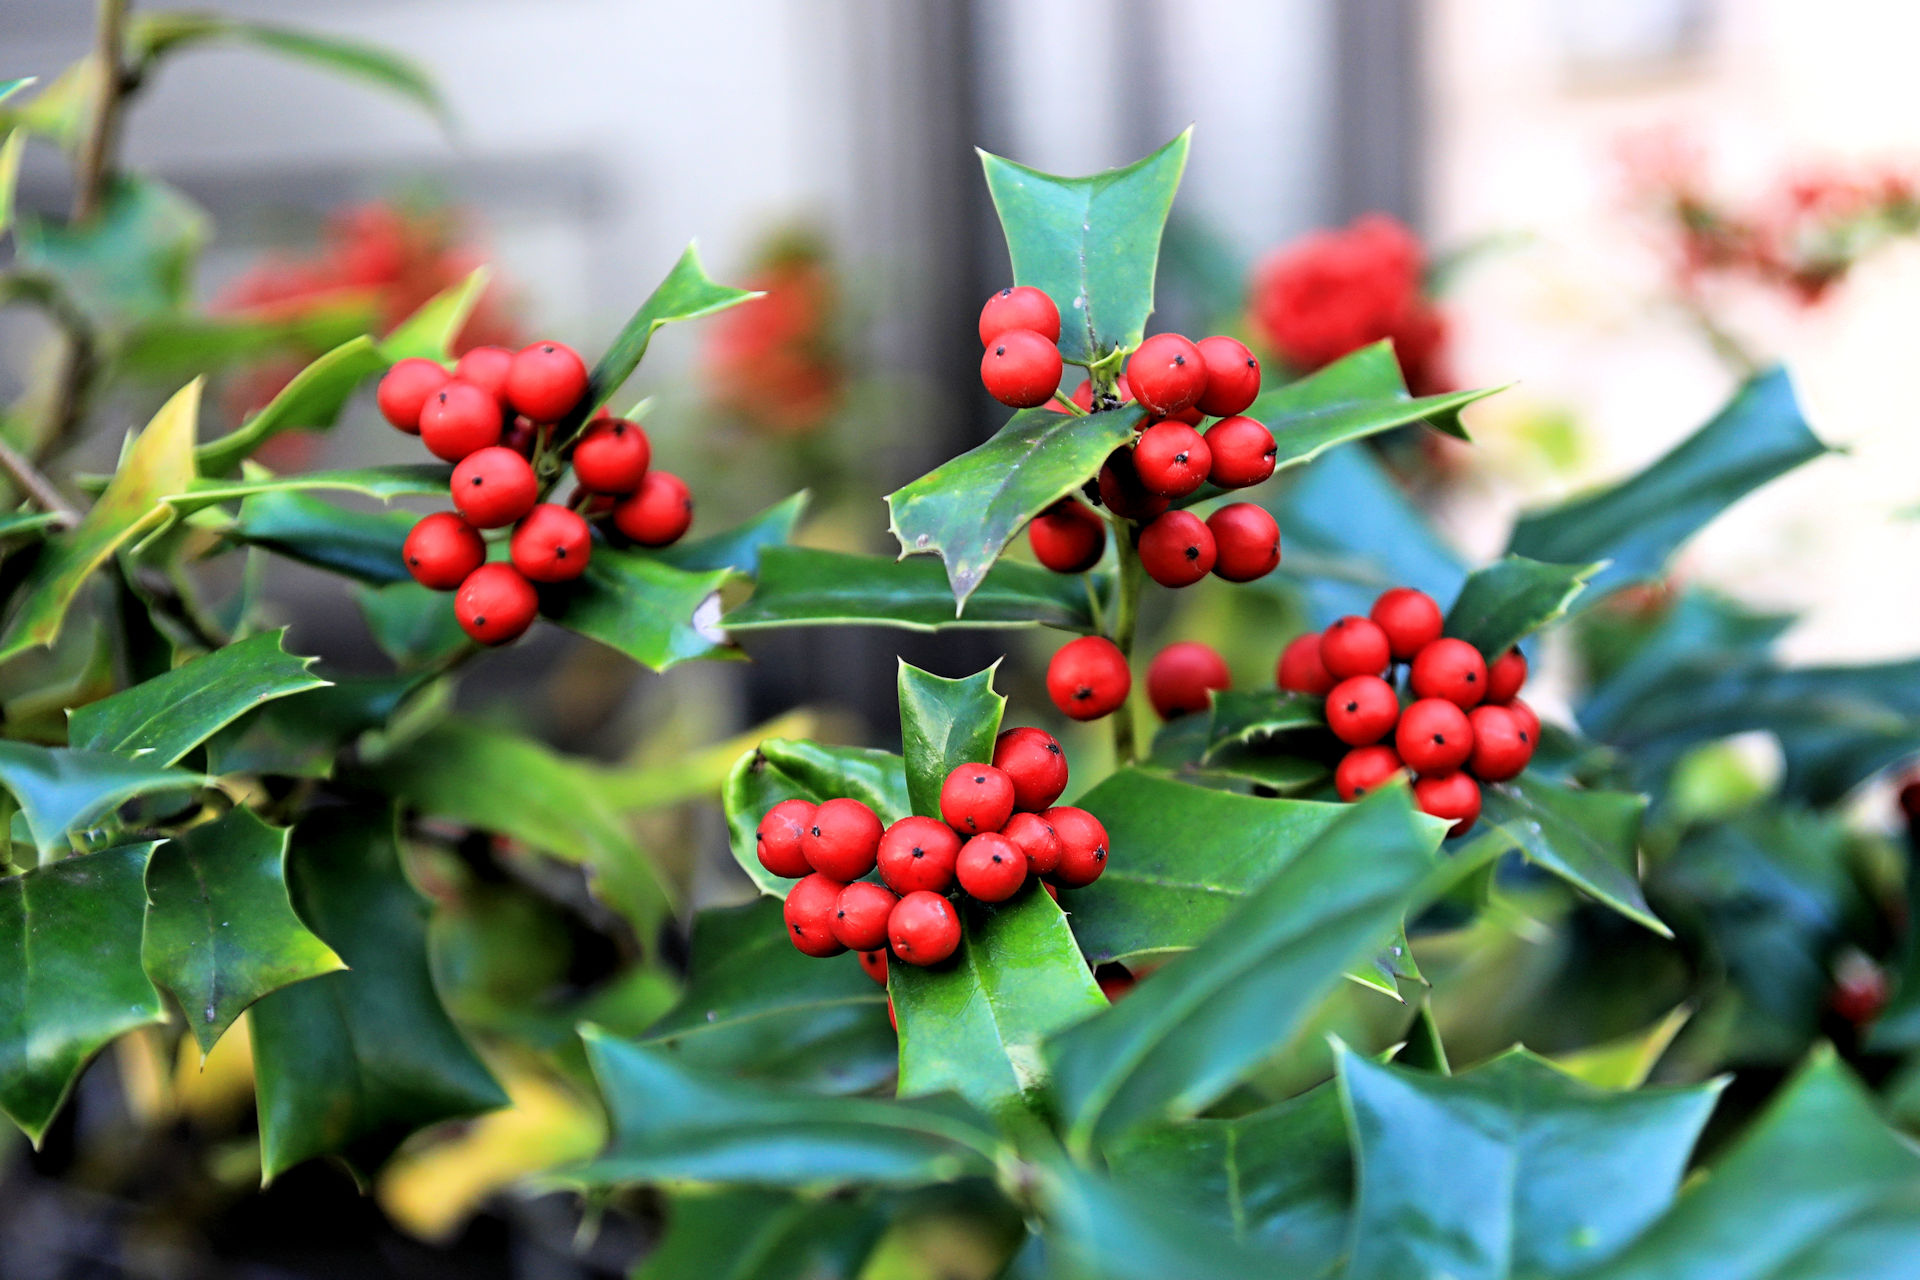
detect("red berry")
[1096,962,1137,1002]
[454,563,538,646]
[506,341,590,422]
[992,727,1069,812]
[454,345,515,405]
[1125,333,1207,418]
[1193,335,1262,417]
[1414,772,1482,838]
[956,832,1027,902]
[1204,415,1276,488]
[1410,638,1488,709]
[784,873,848,958]
[981,329,1063,408]
[1486,648,1528,704]
[1831,957,1890,1025]
[1370,588,1444,661]
[1277,632,1336,696]
[939,764,1016,836]
[979,285,1061,346]
[377,358,448,434]
[755,798,816,879]
[1132,422,1212,497]
[1320,616,1391,679]
[1336,745,1405,801]
[858,949,889,987]
[1467,704,1533,782]
[803,798,883,880]
[1147,641,1230,720]
[572,417,652,493]
[403,512,484,591]
[1029,499,1107,573]
[832,880,899,952]
[1138,510,1216,587]
[888,890,961,966]
[1046,806,1110,888]
[510,503,593,583]
[1326,675,1400,746]
[1206,503,1281,582]
[451,446,539,529]
[876,816,962,895]
[613,470,693,547]
[1507,698,1541,745]
[1396,698,1475,776]
[1047,636,1131,721]
[419,380,505,462]
[1097,449,1170,521]
[503,417,540,457]
[1002,811,1063,876]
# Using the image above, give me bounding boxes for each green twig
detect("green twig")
[1106,516,1143,766]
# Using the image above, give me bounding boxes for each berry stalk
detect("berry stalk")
[1105,513,1144,766]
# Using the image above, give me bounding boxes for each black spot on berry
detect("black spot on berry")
[1465,672,1477,683]
[1345,701,1359,712]
[1433,734,1446,744]
[474,615,487,626]
[471,476,483,485]
[1172,355,1187,366]
[995,345,1007,356]
[911,847,924,858]
[1046,743,1061,754]
[1185,546,1200,561]
[811,826,822,838]
[1074,686,1092,700]
[555,547,567,558]
[1174,451,1189,465]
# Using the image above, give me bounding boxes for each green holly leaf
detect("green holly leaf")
[355,581,468,670]
[164,463,451,517]
[1201,690,1327,761]
[583,244,759,418]
[0,742,201,858]
[724,739,912,896]
[1045,786,1444,1148]
[1250,340,1497,462]
[980,130,1190,365]
[140,808,343,1055]
[0,845,165,1144]
[250,806,506,1180]
[569,1028,997,1189]
[541,548,734,672]
[1339,1045,1722,1280]
[1479,777,1667,937]
[68,628,328,765]
[205,675,418,779]
[194,336,390,474]
[118,301,377,385]
[724,546,1103,634]
[1033,1159,1287,1280]
[14,177,207,329]
[887,406,1142,608]
[1443,556,1602,661]
[1509,368,1828,602]
[636,1188,887,1280]
[1577,590,1795,743]
[0,127,24,240]
[654,492,809,577]
[378,267,489,364]
[898,661,1006,819]
[229,490,412,585]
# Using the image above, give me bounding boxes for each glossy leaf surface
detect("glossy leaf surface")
[723,739,911,896]
[636,1188,886,1280]
[1250,340,1497,462]
[1479,777,1667,937]
[541,549,732,672]
[897,660,1005,819]
[724,547,1102,634]
[655,492,808,576]
[1443,556,1601,660]
[0,742,200,857]
[194,337,388,473]
[585,244,758,413]
[230,490,412,585]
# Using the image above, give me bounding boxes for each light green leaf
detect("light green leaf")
[655,492,808,577]
[583,243,759,417]
[542,548,733,672]
[0,742,201,858]
[164,463,450,517]
[897,660,1005,819]
[380,267,488,363]
[1443,555,1602,660]
[723,739,911,896]
[194,336,390,474]
[1251,340,1497,460]
[723,546,1103,634]
[0,128,23,241]
[1479,777,1668,937]
[14,177,207,328]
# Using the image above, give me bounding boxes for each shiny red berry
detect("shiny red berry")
[1139,510,1216,587]
[454,563,539,646]
[1002,811,1063,876]
[803,798,883,881]
[1326,675,1400,746]
[506,341,590,422]
[377,358,448,433]
[1320,616,1391,679]
[1336,745,1405,801]
[1147,641,1230,720]
[1047,636,1131,721]
[1507,698,1541,745]
[1045,806,1110,888]
[1370,588,1444,661]
[454,345,515,405]
[755,798,816,878]
[1410,637,1488,709]
[403,512,484,591]
[1133,422,1212,497]
[940,764,1016,836]
[1097,449,1170,521]
[509,503,592,583]
[979,285,1061,345]
[957,832,1027,902]
[572,417,652,493]
[1125,333,1207,418]
[613,470,693,547]
[1467,704,1533,782]
[1204,415,1276,488]
[888,891,961,966]
[992,726,1070,812]
[1414,771,1482,838]
[784,873,848,957]
[832,880,899,952]
[1277,632,1336,696]
[1486,648,1528,704]
[981,329,1063,408]
[419,380,505,462]
[1028,498,1106,573]
[451,446,539,529]
[876,816,962,895]
[1396,698,1474,776]
[1206,503,1280,582]
[1193,335,1261,417]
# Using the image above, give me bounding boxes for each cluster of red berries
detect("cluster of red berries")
[757,726,1109,983]
[1278,587,1539,835]
[377,342,693,646]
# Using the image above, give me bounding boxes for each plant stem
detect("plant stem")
[1106,515,1143,766]
[0,437,78,526]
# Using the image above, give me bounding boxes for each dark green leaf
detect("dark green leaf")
[14,177,206,328]
[724,547,1102,634]
[1479,777,1667,937]
[723,739,911,896]
[636,1188,887,1280]
[1202,690,1326,761]
[1577,590,1794,742]
[0,845,164,1144]
[140,808,343,1054]
[355,581,468,669]
[1443,555,1601,660]
[1036,1159,1285,1280]
[165,463,451,516]
[540,548,732,672]
[194,336,390,474]
[1252,340,1497,459]
[0,510,65,542]
[229,489,412,585]
[0,742,200,858]
[655,492,808,576]
[898,661,1006,819]
[205,676,417,778]
[583,244,758,415]
[980,130,1190,365]
[250,806,506,1180]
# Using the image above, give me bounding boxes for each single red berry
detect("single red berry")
[1277,632,1337,696]
[1204,415,1276,488]
[1096,962,1137,1002]
[832,880,899,952]
[1125,333,1208,418]
[992,726,1070,812]
[1193,335,1262,417]
[1467,704,1533,782]
[939,763,1016,836]
[876,815,962,894]
[1831,956,1891,1025]
[803,797,883,880]
[981,328,1063,408]
[506,341,590,422]
[1147,641,1231,720]
[613,470,693,547]
[1396,697,1475,775]
[1486,648,1528,704]
[979,285,1061,345]
[419,380,505,462]
[1133,422,1212,497]
[1320,616,1391,679]
[858,949,889,987]
[784,873,848,958]
[1139,510,1216,587]
[451,446,540,529]
[510,503,593,583]
[1410,638,1488,709]
[454,563,538,646]
[1336,745,1405,801]
[1097,449,1171,521]
[1507,698,1541,745]
[1206,503,1281,582]
[1414,771,1482,838]
[1028,498,1107,573]
[755,798,816,879]
[402,512,485,591]
[377,358,448,434]
[1047,636,1131,721]
[1325,675,1400,746]
[1046,806,1110,888]
[888,890,961,966]
[572,417,652,493]
[1370,588,1444,661]
[1002,811,1063,875]
[956,832,1028,902]
[454,345,515,405]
